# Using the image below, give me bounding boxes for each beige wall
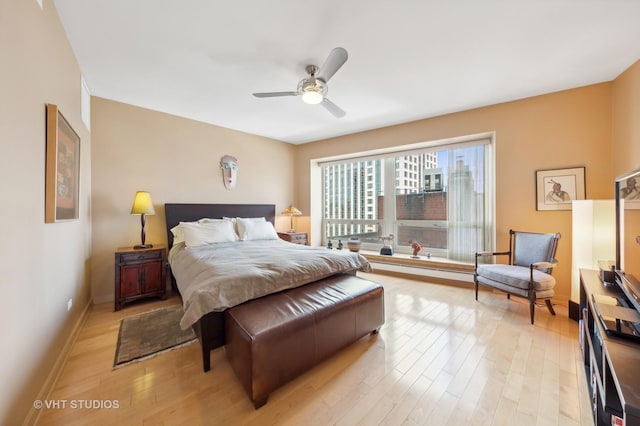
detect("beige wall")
[612,59,640,176]
[90,98,296,302]
[294,84,615,300]
[0,1,92,424]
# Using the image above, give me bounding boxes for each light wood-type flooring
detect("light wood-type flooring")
[37,272,593,425]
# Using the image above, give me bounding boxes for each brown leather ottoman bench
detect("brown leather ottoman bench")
[224,273,385,409]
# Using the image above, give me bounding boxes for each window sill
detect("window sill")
[359,250,475,274]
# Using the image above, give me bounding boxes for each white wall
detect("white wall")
[571,200,616,303]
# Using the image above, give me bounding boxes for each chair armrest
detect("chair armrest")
[475,251,510,258]
[531,261,557,270]
[475,250,512,269]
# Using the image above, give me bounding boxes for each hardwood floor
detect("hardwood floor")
[36,273,593,425]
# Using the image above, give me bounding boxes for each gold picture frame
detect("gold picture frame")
[535,166,586,211]
[45,104,80,222]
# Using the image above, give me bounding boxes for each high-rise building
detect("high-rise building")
[395,153,438,194]
[447,156,481,261]
[324,160,380,237]
[323,153,438,238]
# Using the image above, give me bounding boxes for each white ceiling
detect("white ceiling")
[53,0,640,145]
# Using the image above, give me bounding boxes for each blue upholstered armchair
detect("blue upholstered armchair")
[474,230,561,324]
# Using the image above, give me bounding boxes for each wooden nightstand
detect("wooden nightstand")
[114,245,167,311]
[278,232,308,245]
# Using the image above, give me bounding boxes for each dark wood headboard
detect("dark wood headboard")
[164,203,276,248]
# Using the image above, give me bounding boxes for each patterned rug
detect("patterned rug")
[113,304,197,368]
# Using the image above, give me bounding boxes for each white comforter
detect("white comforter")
[169,239,372,329]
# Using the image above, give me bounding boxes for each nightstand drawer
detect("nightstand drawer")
[278,232,308,245]
[290,234,307,243]
[119,250,163,263]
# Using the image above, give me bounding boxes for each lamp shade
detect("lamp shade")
[281,205,302,216]
[130,191,155,215]
[281,205,302,233]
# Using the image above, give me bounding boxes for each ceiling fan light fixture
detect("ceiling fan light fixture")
[253,48,347,117]
[302,90,324,104]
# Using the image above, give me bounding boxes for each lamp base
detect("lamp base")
[134,244,153,249]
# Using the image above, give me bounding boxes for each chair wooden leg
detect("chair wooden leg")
[507,294,511,300]
[530,301,535,324]
[545,299,556,316]
[475,279,478,301]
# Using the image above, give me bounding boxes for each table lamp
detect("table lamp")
[131,191,155,249]
[281,205,302,233]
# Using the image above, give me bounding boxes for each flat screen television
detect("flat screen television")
[615,166,640,312]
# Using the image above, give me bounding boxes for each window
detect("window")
[321,136,493,263]
[323,159,383,244]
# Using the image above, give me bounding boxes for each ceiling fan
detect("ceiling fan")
[252,47,348,118]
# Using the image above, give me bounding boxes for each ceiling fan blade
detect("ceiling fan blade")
[318,47,348,82]
[253,91,297,98]
[322,98,346,118]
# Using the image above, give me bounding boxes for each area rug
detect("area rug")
[113,304,197,368]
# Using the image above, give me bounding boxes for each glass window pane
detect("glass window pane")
[322,160,383,247]
[324,221,382,245]
[321,137,491,262]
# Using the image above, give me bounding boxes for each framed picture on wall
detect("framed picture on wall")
[535,166,585,211]
[45,103,81,222]
[618,168,640,210]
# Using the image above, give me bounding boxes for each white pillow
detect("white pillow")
[239,216,265,221]
[181,221,239,247]
[171,221,199,245]
[198,218,231,224]
[236,218,278,241]
[172,218,233,245]
[224,216,265,234]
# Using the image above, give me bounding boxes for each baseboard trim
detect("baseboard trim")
[23,299,92,426]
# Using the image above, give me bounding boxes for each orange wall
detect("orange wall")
[612,59,640,176]
[294,84,614,300]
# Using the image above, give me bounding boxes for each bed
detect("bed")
[164,203,373,372]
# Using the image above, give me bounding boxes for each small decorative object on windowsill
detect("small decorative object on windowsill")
[347,237,362,252]
[327,240,333,249]
[281,205,302,233]
[410,240,422,258]
[337,240,343,250]
[380,234,394,256]
[131,191,155,249]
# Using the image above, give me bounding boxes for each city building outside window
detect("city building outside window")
[321,136,493,263]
